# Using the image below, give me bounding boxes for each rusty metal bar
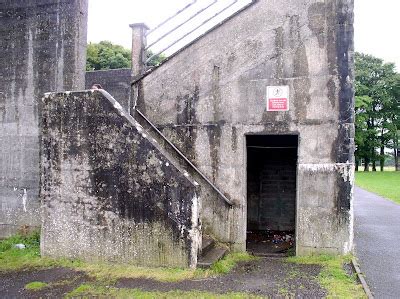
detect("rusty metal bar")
[145,0,218,50]
[135,108,233,206]
[247,146,298,149]
[146,0,239,64]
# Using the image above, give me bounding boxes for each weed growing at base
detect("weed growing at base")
[67,284,262,299]
[0,232,254,282]
[211,252,257,274]
[287,255,365,298]
[0,230,45,272]
[25,281,48,290]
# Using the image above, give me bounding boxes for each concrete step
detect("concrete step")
[201,235,214,255]
[197,246,228,268]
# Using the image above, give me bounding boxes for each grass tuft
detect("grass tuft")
[287,255,365,298]
[69,262,201,283]
[67,284,261,298]
[0,230,40,252]
[25,281,48,291]
[210,252,256,274]
[58,252,255,283]
[0,230,46,272]
[0,232,254,282]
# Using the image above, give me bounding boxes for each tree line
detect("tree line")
[86,41,165,71]
[86,42,400,171]
[355,53,399,171]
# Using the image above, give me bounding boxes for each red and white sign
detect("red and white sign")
[266,86,289,111]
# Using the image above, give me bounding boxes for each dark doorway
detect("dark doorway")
[246,135,298,256]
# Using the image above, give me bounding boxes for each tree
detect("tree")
[86,41,131,71]
[354,95,373,171]
[355,53,399,171]
[386,73,400,170]
[146,51,166,67]
[86,41,166,71]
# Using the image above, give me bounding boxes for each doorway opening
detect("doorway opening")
[246,134,298,256]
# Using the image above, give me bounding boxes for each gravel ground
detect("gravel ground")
[0,268,89,298]
[116,257,326,297]
[0,258,327,298]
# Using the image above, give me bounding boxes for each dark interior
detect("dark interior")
[246,135,298,256]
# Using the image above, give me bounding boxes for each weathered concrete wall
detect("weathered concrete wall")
[85,68,131,111]
[40,90,201,268]
[136,0,354,254]
[0,0,88,237]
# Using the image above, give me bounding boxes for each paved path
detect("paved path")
[354,187,400,298]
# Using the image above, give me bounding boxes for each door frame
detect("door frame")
[244,133,300,255]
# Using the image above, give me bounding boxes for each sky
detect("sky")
[87,0,400,70]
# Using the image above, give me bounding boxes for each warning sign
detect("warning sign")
[266,86,289,111]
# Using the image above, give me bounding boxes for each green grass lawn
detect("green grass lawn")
[355,171,400,204]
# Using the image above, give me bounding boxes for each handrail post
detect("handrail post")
[129,23,149,114]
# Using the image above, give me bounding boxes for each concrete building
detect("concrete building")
[2,0,354,267]
[130,0,355,256]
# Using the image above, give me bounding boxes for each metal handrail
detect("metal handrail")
[146,0,239,64]
[145,0,218,50]
[146,0,197,36]
[96,89,200,228]
[135,108,233,206]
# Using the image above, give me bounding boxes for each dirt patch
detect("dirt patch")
[116,257,326,297]
[0,268,89,298]
[0,258,327,298]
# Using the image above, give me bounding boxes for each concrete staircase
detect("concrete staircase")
[197,235,229,268]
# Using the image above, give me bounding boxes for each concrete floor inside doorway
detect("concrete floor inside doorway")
[247,230,295,256]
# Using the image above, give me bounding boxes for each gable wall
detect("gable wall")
[136,0,354,253]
